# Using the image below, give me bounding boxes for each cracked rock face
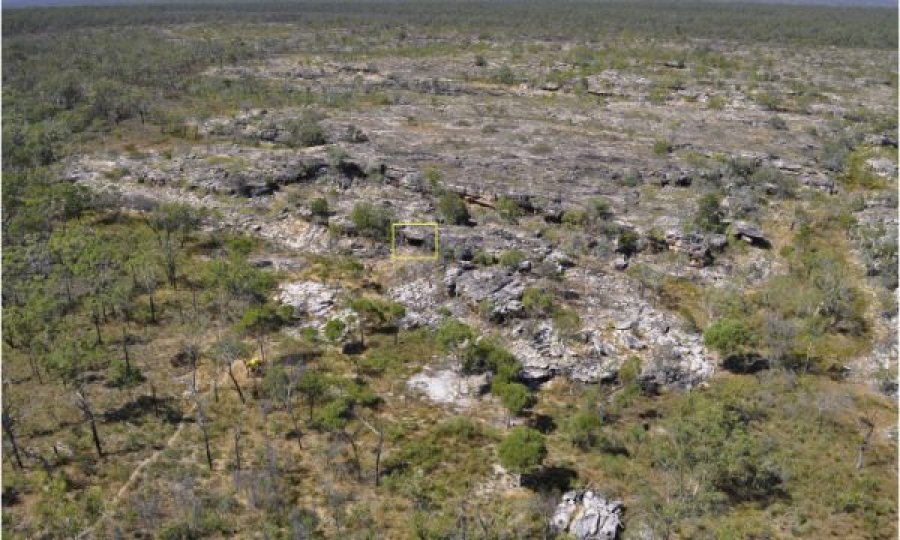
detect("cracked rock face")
[552,490,624,540]
[453,267,525,322]
[277,281,339,319]
[407,367,491,408]
[388,277,442,328]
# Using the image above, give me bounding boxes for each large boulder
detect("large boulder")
[388,277,441,328]
[508,321,569,381]
[407,367,491,408]
[732,221,770,248]
[551,490,623,540]
[664,230,727,267]
[277,281,339,319]
[568,333,620,383]
[454,267,525,322]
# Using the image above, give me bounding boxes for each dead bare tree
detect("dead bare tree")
[120,324,132,374]
[74,387,104,458]
[856,415,875,470]
[233,427,242,471]
[357,414,384,487]
[285,366,303,446]
[339,428,363,482]
[212,336,247,405]
[2,391,24,469]
[191,387,213,471]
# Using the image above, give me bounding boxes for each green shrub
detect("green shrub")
[694,193,726,233]
[617,229,640,257]
[472,250,497,266]
[284,111,327,147]
[493,381,534,424]
[495,196,524,223]
[750,166,796,198]
[755,91,783,111]
[309,197,329,218]
[707,95,726,110]
[703,318,756,357]
[496,65,515,85]
[768,115,788,130]
[323,318,346,342]
[588,197,613,221]
[437,192,470,225]
[619,355,642,384]
[552,307,581,337]
[423,167,443,189]
[498,427,546,476]
[565,410,603,451]
[107,360,145,388]
[843,148,888,189]
[522,286,554,316]
[653,139,673,155]
[562,208,588,228]
[658,393,784,503]
[436,318,476,355]
[499,249,526,269]
[461,338,520,380]
[350,202,394,241]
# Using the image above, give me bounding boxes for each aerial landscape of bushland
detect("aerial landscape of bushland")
[1,1,897,538]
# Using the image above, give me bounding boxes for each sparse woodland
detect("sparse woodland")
[2,2,897,539]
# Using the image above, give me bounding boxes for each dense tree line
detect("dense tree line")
[4,1,896,49]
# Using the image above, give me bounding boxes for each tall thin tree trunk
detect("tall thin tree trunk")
[151,384,160,418]
[121,325,131,372]
[2,411,24,469]
[148,292,157,324]
[227,365,245,404]
[233,429,241,471]
[341,431,362,482]
[89,416,104,458]
[76,390,104,458]
[92,313,103,345]
[856,418,874,470]
[29,354,43,384]
[196,402,213,471]
[256,331,266,363]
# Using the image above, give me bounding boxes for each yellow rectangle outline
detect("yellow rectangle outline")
[390,222,439,260]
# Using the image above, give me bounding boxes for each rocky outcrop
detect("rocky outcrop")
[277,281,340,319]
[388,277,442,328]
[664,230,727,267]
[552,490,623,540]
[452,267,525,322]
[407,367,491,408]
[732,221,770,247]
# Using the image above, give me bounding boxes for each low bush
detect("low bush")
[499,249,527,269]
[350,202,394,241]
[495,196,524,223]
[437,192,470,225]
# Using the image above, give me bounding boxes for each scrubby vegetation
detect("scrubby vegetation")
[2,0,896,538]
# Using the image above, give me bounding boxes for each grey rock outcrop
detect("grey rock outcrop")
[407,367,491,408]
[732,221,769,246]
[665,229,727,266]
[453,267,525,322]
[277,281,339,319]
[388,277,441,328]
[551,490,623,540]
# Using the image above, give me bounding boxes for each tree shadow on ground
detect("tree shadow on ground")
[104,394,182,425]
[722,353,769,374]
[522,466,577,494]
[528,414,557,434]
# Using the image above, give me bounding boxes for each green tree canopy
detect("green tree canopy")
[703,318,756,358]
[498,426,547,476]
[437,192,470,225]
